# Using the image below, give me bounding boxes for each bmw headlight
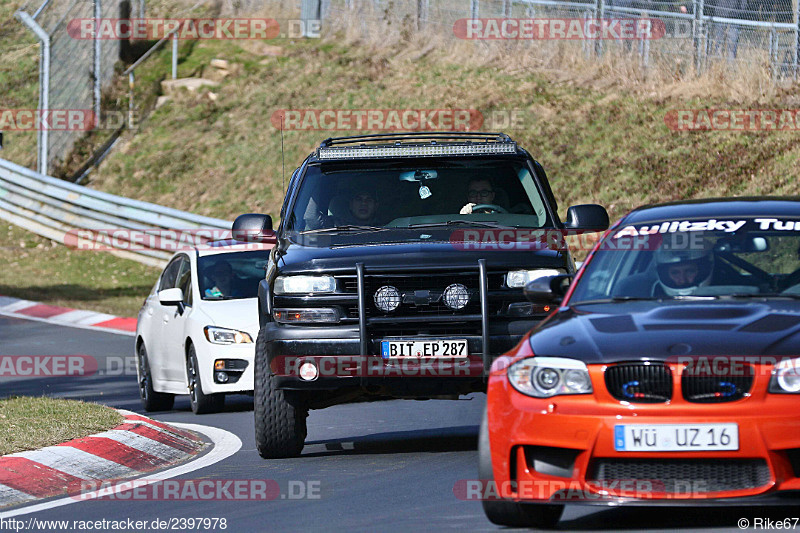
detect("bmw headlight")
[274,275,336,294]
[204,326,253,345]
[769,357,800,394]
[507,357,593,398]
[507,269,565,288]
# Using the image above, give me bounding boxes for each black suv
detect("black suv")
[234,133,609,458]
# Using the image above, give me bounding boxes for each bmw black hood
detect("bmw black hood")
[529,300,800,363]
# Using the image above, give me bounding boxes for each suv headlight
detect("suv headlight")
[769,357,800,393]
[274,275,336,294]
[508,357,593,398]
[204,326,253,345]
[507,269,565,288]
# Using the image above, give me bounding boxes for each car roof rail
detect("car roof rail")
[318,132,513,148]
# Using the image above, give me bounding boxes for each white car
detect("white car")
[135,241,271,414]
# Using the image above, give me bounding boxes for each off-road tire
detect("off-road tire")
[254,328,308,458]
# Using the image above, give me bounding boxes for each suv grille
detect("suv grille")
[605,362,672,403]
[338,272,506,318]
[588,458,771,493]
[682,361,754,403]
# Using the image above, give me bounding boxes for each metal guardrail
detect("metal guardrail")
[0,157,232,268]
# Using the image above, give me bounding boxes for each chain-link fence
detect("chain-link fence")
[317,0,799,79]
[15,0,131,175]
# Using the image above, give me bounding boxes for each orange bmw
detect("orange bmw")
[481,198,800,528]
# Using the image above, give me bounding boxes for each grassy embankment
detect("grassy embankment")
[0,396,123,455]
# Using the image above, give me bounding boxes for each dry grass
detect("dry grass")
[0,224,159,317]
[0,396,123,456]
[327,4,795,104]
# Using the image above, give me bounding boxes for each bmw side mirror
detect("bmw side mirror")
[232,213,275,242]
[524,275,573,304]
[158,287,185,314]
[564,204,609,231]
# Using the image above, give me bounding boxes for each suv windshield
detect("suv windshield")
[198,250,270,300]
[569,217,800,303]
[284,159,549,239]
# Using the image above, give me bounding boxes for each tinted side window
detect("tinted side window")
[159,257,183,291]
[177,259,192,306]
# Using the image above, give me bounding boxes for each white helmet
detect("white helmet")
[654,234,714,296]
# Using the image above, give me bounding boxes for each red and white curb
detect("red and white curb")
[0,295,136,336]
[0,410,207,510]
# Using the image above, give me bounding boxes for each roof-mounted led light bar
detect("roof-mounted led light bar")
[317,142,517,160]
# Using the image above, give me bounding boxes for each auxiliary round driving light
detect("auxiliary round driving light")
[374,286,401,313]
[442,283,470,310]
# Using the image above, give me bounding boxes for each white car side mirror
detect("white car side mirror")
[158,287,184,306]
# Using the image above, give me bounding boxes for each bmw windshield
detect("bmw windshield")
[283,159,552,244]
[568,217,800,303]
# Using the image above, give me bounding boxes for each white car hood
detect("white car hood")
[196,298,260,337]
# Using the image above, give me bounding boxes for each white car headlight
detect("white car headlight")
[204,326,253,345]
[506,269,565,288]
[274,275,336,294]
[769,357,800,393]
[507,357,593,398]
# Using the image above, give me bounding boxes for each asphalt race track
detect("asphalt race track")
[1,315,795,532]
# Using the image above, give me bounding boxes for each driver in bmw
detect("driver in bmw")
[460,177,496,214]
[653,235,715,297]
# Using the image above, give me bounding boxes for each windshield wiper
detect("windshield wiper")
[300,225,390,235]
[405,220,512,229]
[572,296,657,304]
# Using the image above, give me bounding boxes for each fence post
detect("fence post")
[471,0,479,20]
[770,24,778,80]
[503,0,512,17]
[93,0,102,128]
[128,71,135,132]
[641,18,651,70]
[694,0,704,74]
[16,11,50,175]
[795,0,799,79]
[583,10,592,57]
[301,0,323,36]
[417,0,429,30]
[172,31,178,79]
[595,0,604,56]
